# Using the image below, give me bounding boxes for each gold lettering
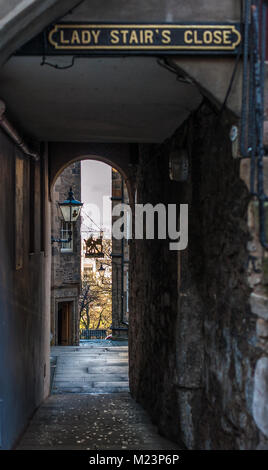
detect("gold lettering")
[71,30,80,44]
[60,30,70,44]
[91,30,101,44]
[129,30,138,44]
[139,29,144,43]
[184,30,193,44]
[120,30,129,44]
[193,30,202,44]
[203,30,213,44]
[213,30,222,44]
[144,30,154,44]
[110,30,119,44]
[81,31,91,44]
[223,30,231,44]
[161,30,171,44]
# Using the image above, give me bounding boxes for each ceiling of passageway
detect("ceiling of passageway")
[0,0,240,143]
[0,56,202,143]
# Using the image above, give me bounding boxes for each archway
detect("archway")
[50,158,131,392]
[50,156,130,345]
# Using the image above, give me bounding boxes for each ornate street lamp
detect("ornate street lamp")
[51,187,83,244]
[98,263,106,280]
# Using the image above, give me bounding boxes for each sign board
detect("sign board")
[16,23,242,55]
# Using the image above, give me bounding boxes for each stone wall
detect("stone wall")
[129,99,268,449]
[112,169,129,336]
[129,142,182,443]
[240,156,268,449]
[0,130,50,449]
[51,162,81,345]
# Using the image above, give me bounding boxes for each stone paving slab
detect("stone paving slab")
[16,394,180,450]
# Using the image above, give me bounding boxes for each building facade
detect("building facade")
[111,169,130,336]
[51,163,129,344]
[51,162,81,346]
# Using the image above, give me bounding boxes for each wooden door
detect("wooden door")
[58,302,70,345]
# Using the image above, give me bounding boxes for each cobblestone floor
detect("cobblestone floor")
[17,393,180,450]
[17,343,180,450]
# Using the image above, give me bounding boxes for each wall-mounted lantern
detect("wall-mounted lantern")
[98,264,106,280]
[51,187,83,244]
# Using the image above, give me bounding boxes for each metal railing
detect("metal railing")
[80,329,108,340]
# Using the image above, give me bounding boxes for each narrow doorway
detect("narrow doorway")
[58,302,71,346]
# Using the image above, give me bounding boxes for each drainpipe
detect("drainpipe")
[121,177,125,325]
[0,100,39,161]
[120,178,129,328]
[111,176,128,330]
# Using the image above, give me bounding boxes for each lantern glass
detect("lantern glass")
[59,204,71,222]
[58,188,83,222]
[72,205,82,221]
[98,264,105,278]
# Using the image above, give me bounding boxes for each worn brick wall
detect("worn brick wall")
[129,99,268,449]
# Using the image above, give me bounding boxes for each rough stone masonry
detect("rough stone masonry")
[129,98,268,450]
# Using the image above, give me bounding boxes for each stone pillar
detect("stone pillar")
[111,169,129,338]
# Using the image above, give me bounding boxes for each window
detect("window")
[60,221,73,252]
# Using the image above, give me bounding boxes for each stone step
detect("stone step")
[55,359,129,364]
[85,367,128,374]
[55,366,128,371]
[51,344,129,395]
[52,386,129,394]
[54,375,128,382]
[53,347,128,349]
[56,360,128,364]
[54,381,129,389]
[55,370,127,374]
[55,365,128,371]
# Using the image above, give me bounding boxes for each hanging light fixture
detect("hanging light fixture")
[58,187,83,223]
[98,263,106,279]
[51,187,83,244]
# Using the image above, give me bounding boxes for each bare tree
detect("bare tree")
[79,239,112,331]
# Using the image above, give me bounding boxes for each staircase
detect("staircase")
[50,344,129,394]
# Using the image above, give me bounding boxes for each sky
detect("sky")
[81,160,112,238]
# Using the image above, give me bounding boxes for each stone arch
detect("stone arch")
[49,143,134,203]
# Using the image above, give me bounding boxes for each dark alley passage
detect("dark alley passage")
[1,0,268,454]
[17,343,179,451]
[16,394,180,450]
